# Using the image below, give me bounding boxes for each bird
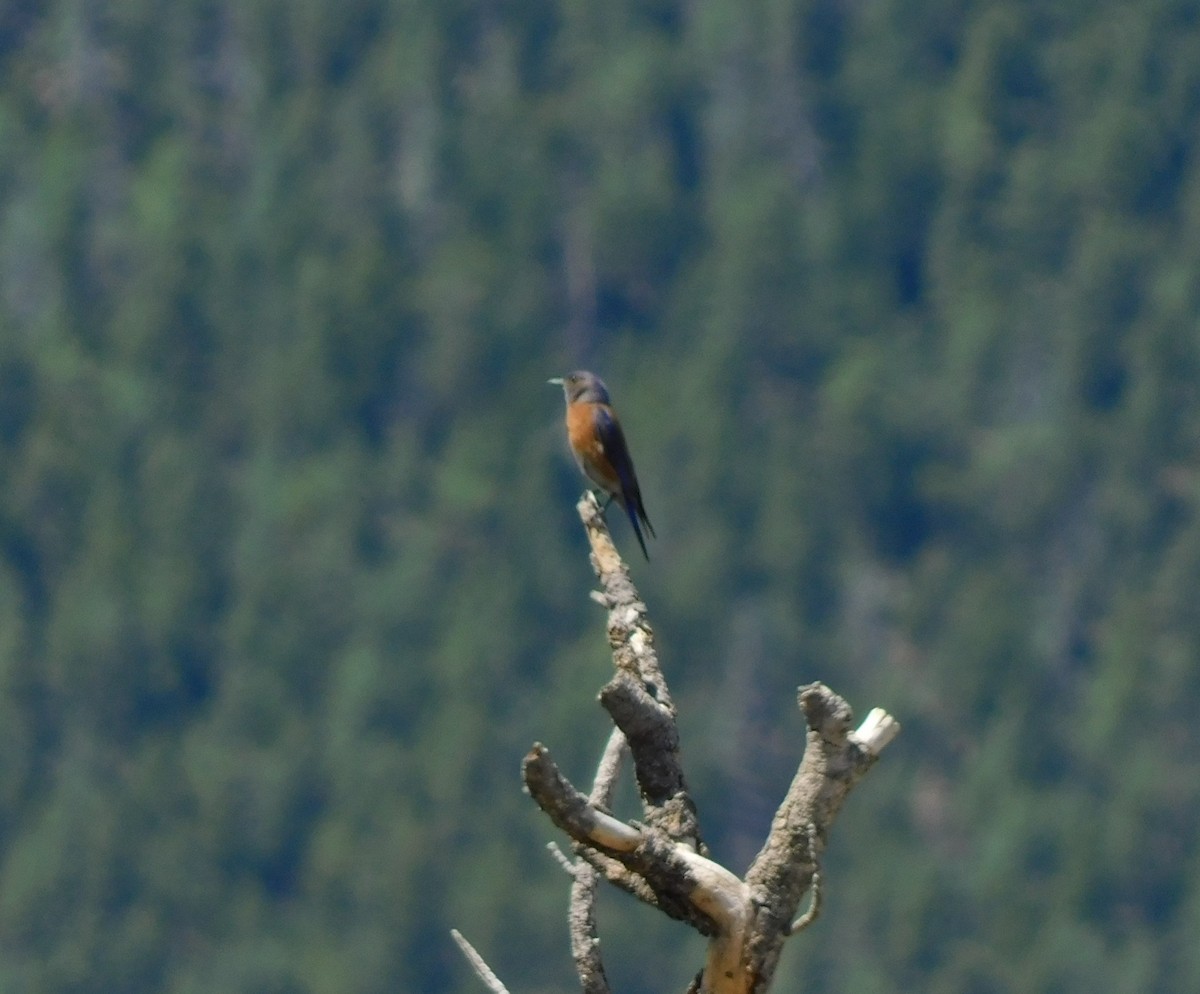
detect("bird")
[549,370,656,560]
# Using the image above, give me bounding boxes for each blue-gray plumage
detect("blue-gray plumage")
[549,371,655,560]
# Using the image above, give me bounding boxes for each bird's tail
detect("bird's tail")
[638,499,655,539]
[625,498,653,561]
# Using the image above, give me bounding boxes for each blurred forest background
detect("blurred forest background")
[2,0,1200,992]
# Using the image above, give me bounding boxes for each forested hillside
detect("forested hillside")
[2,1,1199,992]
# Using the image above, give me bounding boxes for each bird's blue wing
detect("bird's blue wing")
[594,404,652,558]
[593,407,636,491]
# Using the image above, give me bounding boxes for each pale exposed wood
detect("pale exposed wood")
[455,492,899,994]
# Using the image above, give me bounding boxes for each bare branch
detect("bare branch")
[590,727,627,808]
[739,684,900,993]
[788,824,822,935]
[548,841,580,877]
[523,744,724,936]
[577,493,702,849]
[569,862,608,994]
[523,744,642,852]
[850,707,902,754]
[600,672,701,849]
[576,494,671,705]
[567,729,628,994]
[522,495,901,994]
[788,873,822,936]
[450,929,511,994]
[574,845,662,906]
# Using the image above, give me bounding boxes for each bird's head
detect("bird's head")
[548,370,611,405]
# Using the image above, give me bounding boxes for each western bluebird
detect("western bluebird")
[550,370,656,560]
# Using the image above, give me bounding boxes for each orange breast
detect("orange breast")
[566,402,620,493]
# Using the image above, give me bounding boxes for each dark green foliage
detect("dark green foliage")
[1,1,1199,992]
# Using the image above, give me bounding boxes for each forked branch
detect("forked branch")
[457,493,900,994]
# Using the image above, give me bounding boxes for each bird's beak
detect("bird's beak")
[547,377,564,386]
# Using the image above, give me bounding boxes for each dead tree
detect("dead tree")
[455,493,900,994]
